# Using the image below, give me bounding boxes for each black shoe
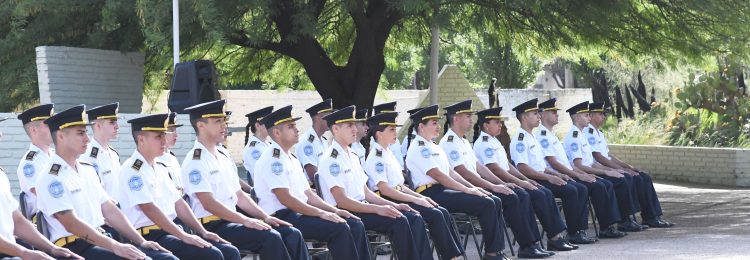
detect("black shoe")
[643,216,675,228]
[599,226,628,238]
[618,220,645,232]
[518,246,551,259]
[533,243,555,256]
[546,238,576,251]
[567,230,598,244]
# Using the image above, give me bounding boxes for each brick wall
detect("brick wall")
[36,46,145,112]
[609,144,750,187]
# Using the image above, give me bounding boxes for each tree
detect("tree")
[2,0,750,110]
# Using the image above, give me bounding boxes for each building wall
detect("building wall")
[36,46,144,112]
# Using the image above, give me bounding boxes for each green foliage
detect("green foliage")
[3,0,750,110]
[669,57,750,147]
[601,103,669,145]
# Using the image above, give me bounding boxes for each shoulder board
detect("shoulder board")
[49,164,61,175]
[482,136,489,142]
[25,151,37,161]
[156,161,168,168]
[90,147,99,158]
[331,149,339,159]
[132,159,143,171]
[447,135,454,142]
[308,135,315,142]
[110,146,119,156]
[249,141,258,147]
[518,133,524,141]
[376,149,383,157]
[573,131,579,138]
[418,140,425,146]
[541,130,547,136]
[588,128,594,134]
[273,148,280,158]
[192,149,202,160]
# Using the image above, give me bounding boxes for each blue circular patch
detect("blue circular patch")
[272,161,284,175]
[23,164,35,178]
[515,143,525,153]
[128,176,144,191]
[92,163,100,174]
[540,139,550,149]
[329,163,341,176]
[252,150,262,160]
[303,145,314,156]
[189,170,202,185]
[449,151,460,161]
[484,148,494,158]
[375,162,385,173]
[48,181,64,198]
[571,143,579,152]
[420,148,431,158]
[588,137,596,145]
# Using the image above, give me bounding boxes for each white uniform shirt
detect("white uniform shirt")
[16,144,51,216]
[317,141,369,206]
[509,128,547,172]
[363,142,405,191]
[535,125,574,170]
[295,128,328,168]
[37,154,110,242]
[370,137,404,168]
[405,135,449,188]
[181,141,241,219]
[119,151,181,229]
[584,124,611,159]
[157,150,184,195]
[83,139,121,198]
[243,135,270,181]
[0,168,19,243]
[351,142,367,167]
[472,131,511,171]
[254,141,310,214]
[563,125,595,167]
[439,128,479,173]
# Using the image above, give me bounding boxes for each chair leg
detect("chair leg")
[589,199,599,237]
[504,225,515,256]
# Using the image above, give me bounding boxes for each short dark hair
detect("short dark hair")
[50,130,59,146]
[190,118,207,134]
[131,130,142,145]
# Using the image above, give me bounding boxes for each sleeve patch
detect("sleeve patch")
[540,139,550,148]
[375,162,385,173]
[420,148,431,158]
[189,170,202,185]
[303,145,314,156]
[329,163,341,176]
[515,143,525,153]
[484,148,494,158]
[449,150,460,161]
[48,181,64,198]
[128,176,144,191]
[23,164,35,177]
[272,161,284,175]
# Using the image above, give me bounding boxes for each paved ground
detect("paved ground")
[373,181,750,259]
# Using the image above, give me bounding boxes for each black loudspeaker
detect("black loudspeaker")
[168,60,221,113]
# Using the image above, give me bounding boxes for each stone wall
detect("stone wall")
[36,46,145,112]
[609,144,750,187]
